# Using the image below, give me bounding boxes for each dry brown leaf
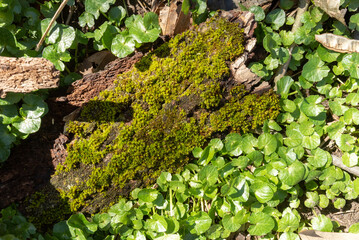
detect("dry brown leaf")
[78,50,117,76]
[312,0,346,25]
[158,0,191,36]
[299,230,359,240]
[315,33,359,53]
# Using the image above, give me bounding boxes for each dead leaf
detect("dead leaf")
[78,51,117,76]
[315,33,359,53]
[312,0,346,25]
[299,230,359,240]
[158,0,191,36]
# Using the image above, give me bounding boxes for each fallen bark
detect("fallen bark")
[0,57,60,97]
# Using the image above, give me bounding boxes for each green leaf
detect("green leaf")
[334,198,346,209]
[277,208,300,232]
[336,134,355,152]
[56,25,76,52]
[329,99,349,116]
[222,212,242,232]
[284,129,303,147]
[319,194,329,208]
[317,45,341,63]
[308,148,328,168]
[346,92,359,106]
[85,0,115,19]
[279,30,294,46]
[342,152,358,167]
[241,134,257,154]
[251,181,275,203]
[279,160,306,186]
[341,53,359,79]
[42,46,71,71]
[265,8,286,30]
[302,132,320,150]
[349,223,359,233]
[349,14,359,31]
[138,189,161,203]
[311,214,333,232]
[304,191,319,208]
[302,57,330,82]
[93,213,111,230]
[248,212,275,236]
[12,118,41,134]
[277,76,294,98]
[0,27,16,51]
[344,108,359,125]
[182,0,190,15]
[186,212,212,235]
[224,133,242,156]
[249,6,265,21]
[111,32,136,58]
[205,224,222,239]
[280,0,294,10]
[258,133,277,155]
[67,213,98,236]
[198,165,218,185]
[300,96,324,117]
[157,172,172,191]
[108,6,126,25]
[279,232,300,240]
[79,12,95,28]
[0,105,18,124]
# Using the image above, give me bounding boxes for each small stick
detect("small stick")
[332,153,359,177]
[36,0,69,51]
[273,0,310,90]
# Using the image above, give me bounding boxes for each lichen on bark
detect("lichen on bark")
[51,16,280,213]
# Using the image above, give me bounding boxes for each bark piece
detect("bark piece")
[0,57,59,97]
[315,33,359,53]
[299,230,359,240]
[312,0,346,25]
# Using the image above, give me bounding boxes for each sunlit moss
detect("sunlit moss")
[54,16,280,212]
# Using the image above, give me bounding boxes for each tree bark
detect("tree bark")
[0,57,60,97]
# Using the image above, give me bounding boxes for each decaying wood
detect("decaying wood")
[229,11,271,93]
[0,57,60,97]
[312,0,346,25]
[332,153,359,177]
[300,230,359,240]
[315,33,359,53]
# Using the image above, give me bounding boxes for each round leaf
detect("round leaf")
[248,212,275,236]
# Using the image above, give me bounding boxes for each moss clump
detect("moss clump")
[22,185,72,232]
[52,16,280,213]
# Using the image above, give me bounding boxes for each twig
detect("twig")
[138,0,149,13]
[273,0,310,90]
[65,5,75,26]
[35,0,69,51]
[332,153,359,177]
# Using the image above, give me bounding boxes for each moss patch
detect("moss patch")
[51,16,280,213]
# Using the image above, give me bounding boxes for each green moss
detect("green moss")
[23,185,72,232]
[53,16,280,213]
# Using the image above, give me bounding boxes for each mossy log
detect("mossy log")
[50,12,280,214]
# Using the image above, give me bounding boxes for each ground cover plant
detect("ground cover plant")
[3,0,359,239]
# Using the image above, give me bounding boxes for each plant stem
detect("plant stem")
[169,188,173,217]
[273,0,310,90]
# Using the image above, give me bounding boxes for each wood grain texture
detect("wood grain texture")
[0,57,60,97]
